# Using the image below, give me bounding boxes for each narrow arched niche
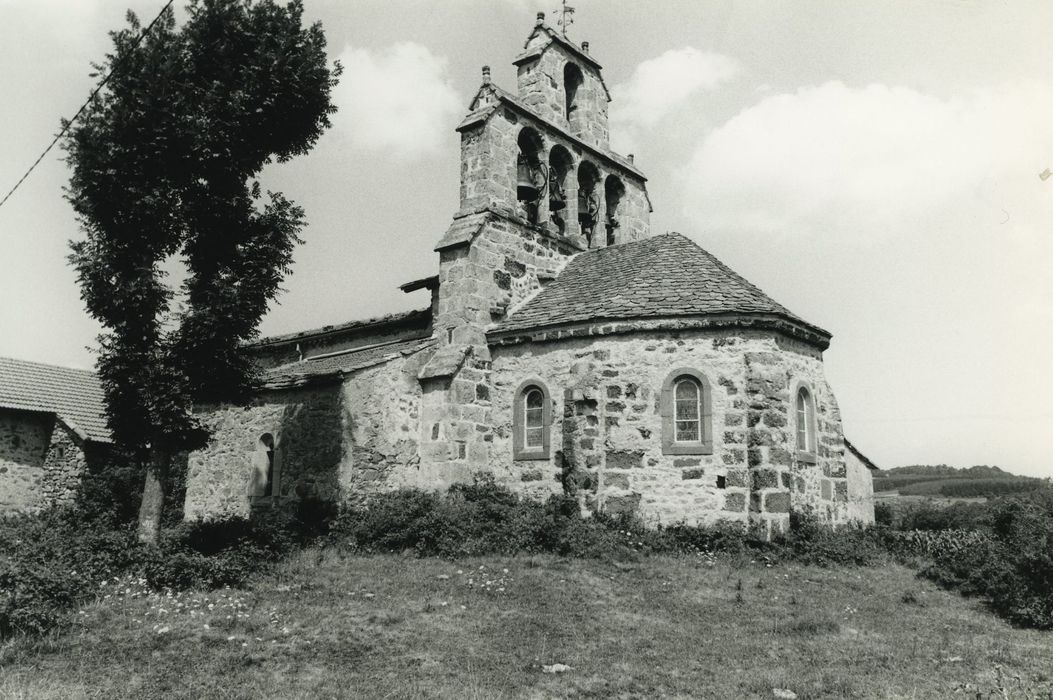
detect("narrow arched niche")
[564,62,584,127]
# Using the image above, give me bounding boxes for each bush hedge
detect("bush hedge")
[0,508,138,637]
[914,491,1053,629]
[0,498,328,638]
[3,476,1051,639]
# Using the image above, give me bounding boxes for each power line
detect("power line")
[0,0,176,213]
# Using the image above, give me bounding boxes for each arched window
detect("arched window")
[674,377,702,442]
[660,368,713,455]
[513,380,552,460]
[564,62,583,124]
[794,384,817,463]
[250,432,278,499]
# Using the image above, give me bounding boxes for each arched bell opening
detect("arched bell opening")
[548,145,574,235]
[564,62,584,129]
[516,127,546,225]
[577,161,601,247]
[604,175,625,246]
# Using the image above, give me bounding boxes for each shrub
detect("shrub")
[330,477,656,559]
[72,448,143,524]
[770,511,887,566]
[893,491,1053,629]
[895,500,989,531]
[0,508,139,637]
[874,501,894,527]
[0,498,329,638]
[649,520,749,556]
[142,504,328,590]
[958,493,1053,628]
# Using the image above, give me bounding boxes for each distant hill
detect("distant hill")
[873,464,1049,498]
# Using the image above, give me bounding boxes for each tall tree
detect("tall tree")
[64,0,340,542]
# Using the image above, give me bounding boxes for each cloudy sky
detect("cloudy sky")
[1,0,1051,477]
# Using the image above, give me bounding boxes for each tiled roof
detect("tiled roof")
[494,232,829,340]
[0,356,111,443]
[265,336,436,388]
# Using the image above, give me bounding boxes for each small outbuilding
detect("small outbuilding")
[0,356,111,512]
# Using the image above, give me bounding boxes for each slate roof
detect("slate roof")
[265,336,436,388]
[845,439,879,471]
[494,232,830,341]
[253,308,431,348]
[0,356,111,443]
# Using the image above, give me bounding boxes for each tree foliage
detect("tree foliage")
[64,0,339,458]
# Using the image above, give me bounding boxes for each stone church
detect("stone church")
[0,16,875,532]
[183,16,875,534]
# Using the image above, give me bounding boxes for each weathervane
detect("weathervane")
[555,0,575,37]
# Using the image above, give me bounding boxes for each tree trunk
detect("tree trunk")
[137,449,169,545]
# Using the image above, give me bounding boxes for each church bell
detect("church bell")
[517,157,539,202]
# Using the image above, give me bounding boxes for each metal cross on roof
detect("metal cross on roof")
[555,0,575,37]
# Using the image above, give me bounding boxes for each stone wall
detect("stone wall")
[845,447,876,524]
[185,350,430,519]
[341,347,431,499]
[438,213,575,343]
[743,336,850,536]
[488,329,850,529]
[185,385,345,520]
[424,211,578,484]
[0,409,51,511]
[0,408,88,512]
[515,36,609,149]
[39,422,87,506]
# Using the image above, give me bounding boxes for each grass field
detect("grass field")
[874,491,988,507]
[871,473,1044,499]
[2,550,1051,699]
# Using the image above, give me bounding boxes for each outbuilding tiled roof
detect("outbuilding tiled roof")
[0,356,111,443]
[494,232,829,340]
[265,336,435,388]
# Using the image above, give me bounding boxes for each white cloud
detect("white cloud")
[332,42,462,159]
[681,80,1053,237]
[610,47,739,151]
[678,80,1053,477]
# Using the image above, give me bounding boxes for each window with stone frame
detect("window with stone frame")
[794,383,817,464]
[660,368,713,455]
[513,380,552,460]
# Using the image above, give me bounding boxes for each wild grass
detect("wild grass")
[1,550,1051,699]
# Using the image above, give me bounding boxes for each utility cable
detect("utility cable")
[0,0,176,213]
